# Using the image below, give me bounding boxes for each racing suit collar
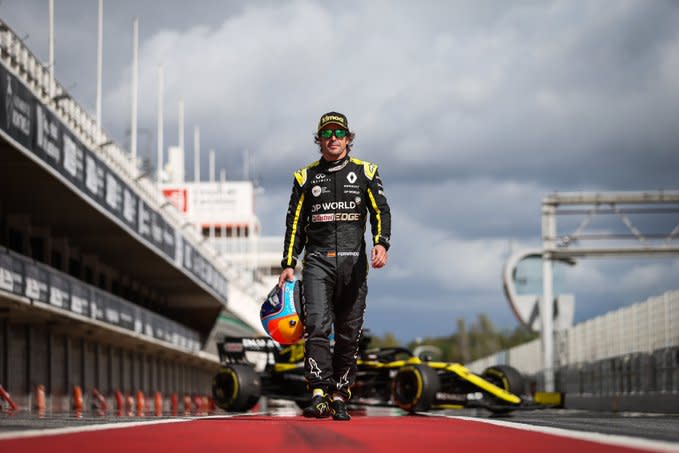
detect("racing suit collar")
[320,155,350,173]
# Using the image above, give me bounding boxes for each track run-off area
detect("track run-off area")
[1,409,678,453]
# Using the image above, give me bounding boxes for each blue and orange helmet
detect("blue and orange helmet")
[260,280,304,345]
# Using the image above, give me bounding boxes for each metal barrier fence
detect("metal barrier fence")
[565,291,679,364]
[466,290,679,397]
[553,346,679,396]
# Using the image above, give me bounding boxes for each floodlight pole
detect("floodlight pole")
[96,0,103,129]
[194,126,200,182]
[157,65,164,184]
[178,100,184,155]
[178,100,185,183]
[130,17,139,170]
[209,149,215,182]
[48,0,55,100]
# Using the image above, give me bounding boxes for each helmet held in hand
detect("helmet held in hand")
[260,280,304,344]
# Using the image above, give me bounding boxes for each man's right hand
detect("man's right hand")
[278,267,295,288]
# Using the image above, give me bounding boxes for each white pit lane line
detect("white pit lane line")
[421,413,679,453]
[0,412,272,441]
[0,418,193,441]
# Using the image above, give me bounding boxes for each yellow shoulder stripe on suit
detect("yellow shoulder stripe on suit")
[294,168,307,186]
[293,160,320,186]
[350,157,378,180]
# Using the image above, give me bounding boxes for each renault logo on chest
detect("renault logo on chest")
[347,172,357,184]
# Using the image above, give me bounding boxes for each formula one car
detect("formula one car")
[212,333,534,415]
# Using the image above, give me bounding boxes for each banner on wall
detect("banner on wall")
[0,249,201,351]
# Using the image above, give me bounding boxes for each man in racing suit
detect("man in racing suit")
[278,112,391,421]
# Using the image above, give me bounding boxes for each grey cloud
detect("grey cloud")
[2,0,677,341]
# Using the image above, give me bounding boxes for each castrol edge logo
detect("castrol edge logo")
[310,201,360,222]
[312,213,360,222]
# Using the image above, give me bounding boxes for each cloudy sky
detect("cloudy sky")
[3,0,678,342]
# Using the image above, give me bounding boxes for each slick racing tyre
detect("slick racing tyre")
[392,364,440,413]
[212,364,261,412]
[481,365,524,414]
[481,364,525,396]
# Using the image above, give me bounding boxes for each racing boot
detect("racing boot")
[330,397,351,421]
[302,391,330,418]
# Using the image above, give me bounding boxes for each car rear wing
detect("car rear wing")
[217,337,278,364]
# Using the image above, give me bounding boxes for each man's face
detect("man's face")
[319,124,350,161]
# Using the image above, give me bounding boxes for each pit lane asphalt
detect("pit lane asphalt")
[1,408,678,445]
[438,408,679,444]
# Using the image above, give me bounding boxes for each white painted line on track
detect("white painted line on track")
[0,412,276,441]
[424,414,679,453]
[0,418,191,441]
[195,411,273,419]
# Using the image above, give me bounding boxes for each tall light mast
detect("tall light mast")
[48,0,55,100]
[130,17,139,169]
[194,126,200,182]
[96,0,104,129]
[157,65,164,184]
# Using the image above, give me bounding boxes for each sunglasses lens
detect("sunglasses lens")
[320,129,348,139]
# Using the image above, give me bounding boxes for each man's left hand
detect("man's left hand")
[371,245,388,269]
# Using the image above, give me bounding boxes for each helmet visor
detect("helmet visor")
[260,285,283,318]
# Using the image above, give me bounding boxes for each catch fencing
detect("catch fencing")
[467,290,679,395]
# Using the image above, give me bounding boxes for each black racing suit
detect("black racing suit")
[281,154,391,399]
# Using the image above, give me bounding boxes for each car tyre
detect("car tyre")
[212,364,261,412]
[481,364,524,395]
[392,364,440,413]
[481,364,524,414]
